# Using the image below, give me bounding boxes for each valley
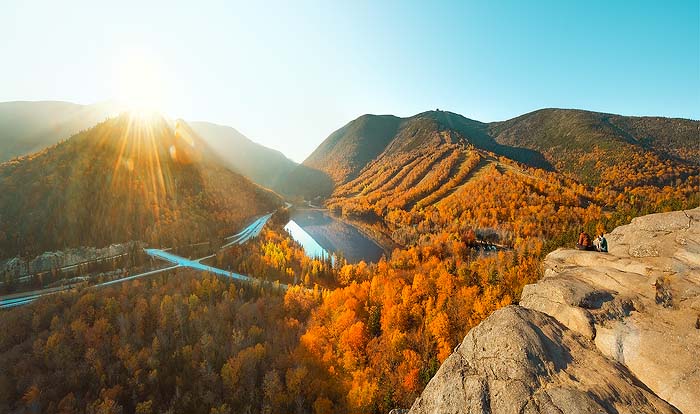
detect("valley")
[0,105,698,414]
[2,4,697,413]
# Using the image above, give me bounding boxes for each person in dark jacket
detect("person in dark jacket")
[576,230,593,250]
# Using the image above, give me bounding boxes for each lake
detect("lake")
[284,209,385,263]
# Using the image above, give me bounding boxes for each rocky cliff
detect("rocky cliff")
[409,208,700,414]
[0,241,144,277]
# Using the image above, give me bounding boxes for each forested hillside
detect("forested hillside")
[303,109,698,198]
[302,114,402,186]
[0,101,117,162]
[189,121,298,192]
[299,110,553,199]
[0,109,697,414]
[489,108,700,187]
[316,110,698,250]
[0,114,282,258]
[0,212,539,414]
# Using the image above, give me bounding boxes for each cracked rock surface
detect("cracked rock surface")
[409,208,699,414]
[408,306,679,414]
[521,208,699,413]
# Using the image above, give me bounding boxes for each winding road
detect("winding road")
[0,213,276,309]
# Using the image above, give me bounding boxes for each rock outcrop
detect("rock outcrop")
[0,241,143,277]
[409,306,679,414]
[409,208,699,414]
[521,208,699,413]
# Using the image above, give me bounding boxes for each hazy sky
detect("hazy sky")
[1,0,698,162]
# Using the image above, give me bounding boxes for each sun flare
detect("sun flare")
[113,47,166,115]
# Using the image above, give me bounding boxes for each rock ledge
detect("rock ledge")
[409,208,700,414]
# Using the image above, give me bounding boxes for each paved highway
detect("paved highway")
[223,213,272,246]
[0,213,277,309]
[143,249,287,287]
[0,266,180,309]
[142,213,287,286]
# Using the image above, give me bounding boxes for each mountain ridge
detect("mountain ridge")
[301,108,699,198]
[188,121,298,192]
[0,113,282,259]
[0,101,299,196]
[0,100,118,162]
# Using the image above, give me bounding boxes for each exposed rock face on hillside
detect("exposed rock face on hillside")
[409,208,699,414]
[0,241,143,277]
[409,306,679,414]
[521,208,700,413]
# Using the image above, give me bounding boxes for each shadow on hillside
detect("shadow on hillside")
[437,111,555,171]
[280,164,334,200]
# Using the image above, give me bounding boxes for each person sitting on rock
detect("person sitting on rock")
[576,230,593,251]
[593,233,608,252]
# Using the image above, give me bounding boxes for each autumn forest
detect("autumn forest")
[0,104,698,414]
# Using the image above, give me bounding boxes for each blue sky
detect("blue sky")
[1,0,698,162]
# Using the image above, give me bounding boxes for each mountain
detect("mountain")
[0,100,118,162]
[409,207,700,414]
[188,121,298,191]
[489,108,700,187]
[0,113,282,259]
[301,108,699,251]
[303,109,699,197]
[0,101,303,194]
[303,114,403,185]
[301,110,553,194]
[280,114,408,201]
[280,163,334,201]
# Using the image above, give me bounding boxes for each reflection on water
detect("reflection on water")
[284,209,384,263]
[284,220,330,259]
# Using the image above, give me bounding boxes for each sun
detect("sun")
[112,47,166,115]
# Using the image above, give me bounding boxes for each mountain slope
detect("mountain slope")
[303,114,402,186]
[409,208,700,414]
[189,121,298,191]
[0,114,282,258]
[0,100,118,162]
[302,109,698,198]
[313,109,698,250]
[301,110,553,197]
[279,114,404,201]
[489,108,700,187]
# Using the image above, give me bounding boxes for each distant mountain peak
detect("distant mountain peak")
[295,107,699,200]
[0,116,281,258]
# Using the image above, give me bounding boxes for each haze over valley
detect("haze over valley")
[1,1,698,413]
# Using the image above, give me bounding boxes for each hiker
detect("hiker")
[593,233,608,252]
[576,230,593,251]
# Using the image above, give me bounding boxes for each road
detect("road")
[0,283,80,309]
[143,213,286,285]
[0,252,132,287]
[0,213,276,309]
[0,266,180,309]
[143,249,288,289]
[223,213,272,246]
